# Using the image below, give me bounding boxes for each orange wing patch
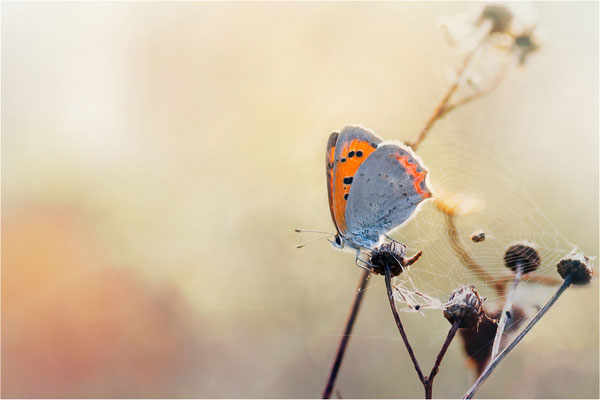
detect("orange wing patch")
[332,140,378,234]
[394,154,432,198]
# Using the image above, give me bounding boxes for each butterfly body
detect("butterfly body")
[326,126,432,253]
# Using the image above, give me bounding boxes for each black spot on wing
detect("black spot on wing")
[344,193,349,200]
[348,151,355,158]
[343,177,353,185]
[356,150,363,157]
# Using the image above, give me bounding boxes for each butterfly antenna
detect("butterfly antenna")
[294,228,335,235]
[296,235,331,249]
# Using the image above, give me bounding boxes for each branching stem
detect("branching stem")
[385,264,461,399]
[411,18,493,151]
[424,319,461,398]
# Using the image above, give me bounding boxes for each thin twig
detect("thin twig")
[442,48,522,116]
[322,269,371,399]
[463,274,574,399]
[384,265,426,384]
[424,319,461,398]
[411,19,493,151]
[491,264,523,360]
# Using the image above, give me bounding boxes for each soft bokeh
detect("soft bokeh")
[2,2,598,398]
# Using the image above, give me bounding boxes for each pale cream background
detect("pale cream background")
[2,2,598,398]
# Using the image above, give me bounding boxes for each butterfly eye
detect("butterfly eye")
[335,235,342,246]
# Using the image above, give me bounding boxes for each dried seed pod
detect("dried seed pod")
[504,241,540,274]
[479,4,513,33]
[557,251,593,285]
[370,242,406,277]
[444,284,485,329]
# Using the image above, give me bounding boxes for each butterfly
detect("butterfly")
[326,125,432,266]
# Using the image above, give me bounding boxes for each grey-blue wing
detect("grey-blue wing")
[345,143,432,238]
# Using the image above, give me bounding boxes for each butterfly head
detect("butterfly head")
[329,234,345,249]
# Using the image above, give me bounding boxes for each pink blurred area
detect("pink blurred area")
[2,205,214,398]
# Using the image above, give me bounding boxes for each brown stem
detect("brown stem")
[384,265,426,383]
[322,269,371,399]
[442,48,522,116]
[520,272,563,287]
[424,319,461,399]
[411,19,493,151]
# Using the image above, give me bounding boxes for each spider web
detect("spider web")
[305,6,597,396]
[369,118,588,346]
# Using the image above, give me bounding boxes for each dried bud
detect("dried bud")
[479,4,513,33]
[444,284,485,329]
[370,242,406,278]
[504,241,540,274]
[469,230,486,243]
[557,251,593,285]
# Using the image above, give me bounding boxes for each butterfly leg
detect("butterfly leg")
[354,248,374,272]
[382,233,407,254]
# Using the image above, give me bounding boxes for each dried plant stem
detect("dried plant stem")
[411,18,493,151]
[442,48,522,116]
[424,319,461,399]
[385,262,462,398]
[495,272,562,288]
[384,265,426,384]
[490,264,523,360]
[463,274,574,399]
[322,269,371,399]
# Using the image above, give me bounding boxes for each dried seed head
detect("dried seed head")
[479,4,513,33]
[444,284,485,329]
[370,242,406,278]
[556,250,593,285]
[504,241,541,274]
[514,30,543,65]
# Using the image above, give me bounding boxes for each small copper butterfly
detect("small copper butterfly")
[326,125,432,261]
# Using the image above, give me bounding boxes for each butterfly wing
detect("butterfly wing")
[328,126,382,235]
[345,143,432,242]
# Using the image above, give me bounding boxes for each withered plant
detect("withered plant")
[319,3,594,399]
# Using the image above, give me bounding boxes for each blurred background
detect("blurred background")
[2,2,598,398]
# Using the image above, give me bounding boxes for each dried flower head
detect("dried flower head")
[556,250,593,285]
[370,242,406,277]
[444,284,485,329]
[438,2,542,63]
[504,241,541,274]
[478,3,514,33]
